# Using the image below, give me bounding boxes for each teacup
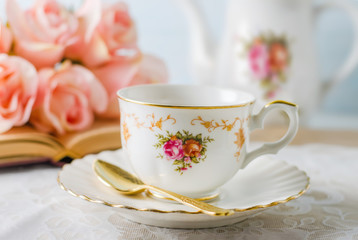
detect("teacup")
[117,84,298,199]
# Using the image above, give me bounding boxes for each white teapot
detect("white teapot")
[178,0,358,123]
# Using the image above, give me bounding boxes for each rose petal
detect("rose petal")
[92,58,140,99]
[6,0,33,40]
[0,54,38,133]
[81,32,111,67]
[0,118,15,133]
[76,0,101,42]
[14,40,64,69]
[0,24,13,53]
[69,65,108,113]
[130,54,169,85]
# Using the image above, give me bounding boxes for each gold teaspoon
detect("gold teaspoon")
[93,159,235,217]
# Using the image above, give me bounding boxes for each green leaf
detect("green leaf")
[154,144,162,149]
[176,131,183,139]
[192,158,199,164]
[173,160,182,165]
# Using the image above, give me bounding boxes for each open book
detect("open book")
[0,119,122,167]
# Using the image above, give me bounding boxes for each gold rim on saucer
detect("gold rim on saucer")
[145,189,220,202]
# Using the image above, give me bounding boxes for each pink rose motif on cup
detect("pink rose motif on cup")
[163,138,184,161]
[243,33,291,99]
[0,54,38,133]
[155,131,214,175]
[30,61,108,135]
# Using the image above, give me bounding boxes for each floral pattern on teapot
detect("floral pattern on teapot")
[243,32,291,99]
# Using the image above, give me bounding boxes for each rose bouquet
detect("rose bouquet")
[0,0,168,135]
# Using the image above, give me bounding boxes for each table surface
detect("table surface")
[251,127,358,147]
[1,129,357,240]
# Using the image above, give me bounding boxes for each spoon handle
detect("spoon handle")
[146,185,235,216]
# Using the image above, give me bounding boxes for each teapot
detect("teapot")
[178,0,358,123]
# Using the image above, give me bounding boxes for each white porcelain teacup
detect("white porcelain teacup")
[117,84,298,199]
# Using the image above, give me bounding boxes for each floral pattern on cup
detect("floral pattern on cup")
[244,33,291,99]
[154,131,214,175]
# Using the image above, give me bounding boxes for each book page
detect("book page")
[0,125,64,166]
[57,119,122,158]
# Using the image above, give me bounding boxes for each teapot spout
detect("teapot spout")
[176,0,216,85]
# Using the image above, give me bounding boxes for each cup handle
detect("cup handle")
[242,101,299,168]
[314,0,358,96]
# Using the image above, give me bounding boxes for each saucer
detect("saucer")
[58,149,309,229]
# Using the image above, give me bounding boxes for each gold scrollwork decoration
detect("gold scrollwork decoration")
[191,116,240,132]
[120,112,177,146]
[146,113,176,131]
[234,118,246,161]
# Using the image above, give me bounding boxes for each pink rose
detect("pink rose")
[65,1,138,68]
[6,0,79,69]
[92,57,140,118]
[0,54,38,133]
[163,139,184,161]
[30,61,108,135]
[130,54,169,86]
[249,42,270,79]
[0,23,13,53]
[97,2,137,56]
[92,54,168,118]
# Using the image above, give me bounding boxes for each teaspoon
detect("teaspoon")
[93,159,235,217]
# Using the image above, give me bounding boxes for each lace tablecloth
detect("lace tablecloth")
[1,144,357,240]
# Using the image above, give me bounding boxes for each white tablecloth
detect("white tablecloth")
[1,144,358,240]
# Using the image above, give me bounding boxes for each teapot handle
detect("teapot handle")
[314,0,358,96]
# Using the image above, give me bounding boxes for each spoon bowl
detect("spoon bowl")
[94,160,145,194]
